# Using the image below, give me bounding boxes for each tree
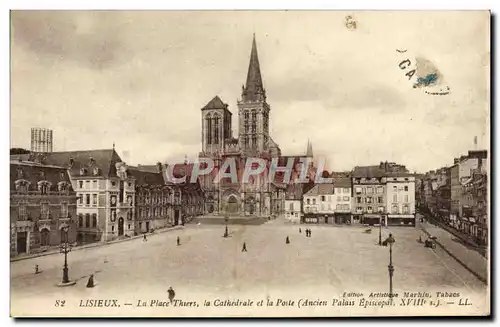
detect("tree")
[10,148,30,155]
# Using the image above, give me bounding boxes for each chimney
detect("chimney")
[454,158,459,164]
[69,157,74,167]
[89,156,95,165]
[156,162,163,173]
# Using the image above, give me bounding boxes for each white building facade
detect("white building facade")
[385,173,416,226]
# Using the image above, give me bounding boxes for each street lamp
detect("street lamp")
[378,215,383,246]
[387,233,396,298]
[224,215,229,238]
[58,225,76,286]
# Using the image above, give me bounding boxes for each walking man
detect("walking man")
[286,236,290,244]
[143,234,147,242]
[168,287,176,303]
[299,228,302,234]
[242,242,247,252]
[177,236,180,246]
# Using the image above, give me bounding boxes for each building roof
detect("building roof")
[304,183,335,196]
[10,161,74,192]
[352,166,385,178]
[202,95,228,110]
[333,177,351,188]
[242,34,265,102]
[127,167,164,186]
[39,149,123,178]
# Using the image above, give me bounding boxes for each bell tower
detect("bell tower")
[238,34,271,155]
[201,95,233,156]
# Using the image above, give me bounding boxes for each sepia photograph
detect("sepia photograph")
[9,10,490,317]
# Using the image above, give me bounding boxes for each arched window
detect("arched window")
[312,199,316,205]
[307,199,310,205]
[40,228,50,246]
[213,114,220,144]
[206,114,212,144]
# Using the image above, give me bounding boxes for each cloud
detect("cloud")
[11,11,130,70]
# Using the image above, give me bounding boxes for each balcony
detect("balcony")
[16,220,33,228]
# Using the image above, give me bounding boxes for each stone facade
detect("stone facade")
[10,160,78,256]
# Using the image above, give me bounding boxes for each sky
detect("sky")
[10,11,490,173]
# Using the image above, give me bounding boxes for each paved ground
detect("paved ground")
[11,217,489,317]
[417,215,488,283]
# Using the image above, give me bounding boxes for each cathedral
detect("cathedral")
[198,35,314,218]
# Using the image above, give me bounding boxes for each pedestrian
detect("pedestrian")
[168,287,176,303]
[242,242,247,252]
[143,234,147,242]
[309,229,312,238]
[34,265,40,274]
[299,228,302,234]
[86,274,95,288]
[177,236,180,246]
[286,236,290,244]
[306,229,310,237]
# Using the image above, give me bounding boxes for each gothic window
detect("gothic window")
[18,202,27,220]
[214,114,220,144]
[61,202,68,218]
[206,114,212,145]
[251,110,257,121]
[41,203,49,219]
[251,135,257,148]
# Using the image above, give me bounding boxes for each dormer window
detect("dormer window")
[93,167,100,176]
[40,171,46,179]
[80,168,87,176]
[89,156,95,165]
[38,182,49,195]
[17,168,24,179]
[60,171,65,180]
[69,157,74,167]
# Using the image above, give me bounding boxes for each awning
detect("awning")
[388,215,415,218]
[364,214,382,218]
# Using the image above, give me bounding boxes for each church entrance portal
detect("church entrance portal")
[118,218,124,236]
[226,195,238,214]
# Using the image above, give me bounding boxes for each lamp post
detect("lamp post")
[224,215,229,238]
[378,215,383,245]
[387,233,395,298]
[58,225,76,286]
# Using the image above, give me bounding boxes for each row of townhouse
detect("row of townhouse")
[418,150,488,245]
[284,162,416,226]
[10,149,204,257]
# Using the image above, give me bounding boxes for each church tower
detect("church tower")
[201,95,233,156]
[237,34,271,156]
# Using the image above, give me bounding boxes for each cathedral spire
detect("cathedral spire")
[242,34,265,102]
[306,139,313,158]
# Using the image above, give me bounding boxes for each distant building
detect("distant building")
[303,183,334,224]
[10,160,77,256]
[450,150,487,222]
[332,177,352,224]
[385,173,416,226]
[12,149,135,243]
[129,164,173,233]
[351,166,385,225]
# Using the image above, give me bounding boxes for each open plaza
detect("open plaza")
[10,217,488,317]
